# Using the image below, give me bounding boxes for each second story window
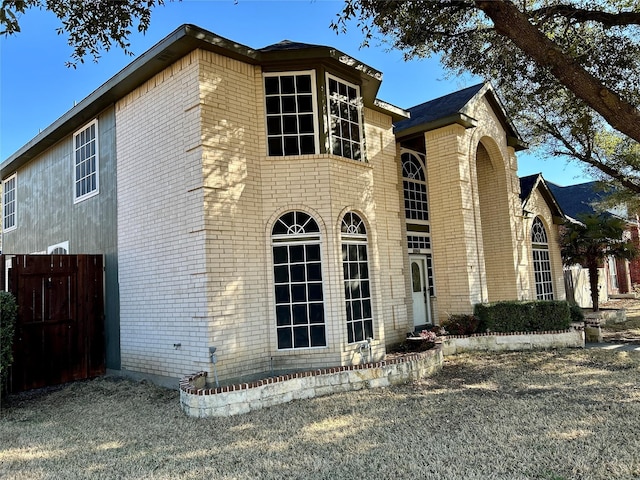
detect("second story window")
[264,71,319,156]
[74,119,99,203]
[3,173,16,232]
[327,74,363,161]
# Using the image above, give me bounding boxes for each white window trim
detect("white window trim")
[73,119,100,204]
[3,173,17,233]
[325,73,365,162]
[271,211,327,350]
[263,70,320,157]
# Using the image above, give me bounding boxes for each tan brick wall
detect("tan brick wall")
[115,50,409,382]
[424,95,525,322]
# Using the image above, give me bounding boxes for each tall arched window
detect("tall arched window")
[272,211,326,349]
[341,212,373,343]
[531,217,554,300]
[401,152,429,222]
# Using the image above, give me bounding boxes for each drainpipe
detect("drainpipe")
[209,346,219,387]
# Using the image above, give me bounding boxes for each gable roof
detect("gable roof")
[519,173,564,223]
[1,24,407,177]
[394,82,526,151]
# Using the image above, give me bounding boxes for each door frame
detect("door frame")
[409,254,433,328]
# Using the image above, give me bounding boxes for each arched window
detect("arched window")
[272,211,325,349]
[402,152,429,222]
[341,212,373,343]
[531,217,554,300]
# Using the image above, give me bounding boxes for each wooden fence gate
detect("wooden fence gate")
[1,255,105,393]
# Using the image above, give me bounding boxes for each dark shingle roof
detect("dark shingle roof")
[394,83,484,134]
[519,173,542,202]
[547,181,608,220]
[259,40,327,52]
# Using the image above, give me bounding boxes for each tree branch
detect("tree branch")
[475,0,640,146]
[531,5,640,27]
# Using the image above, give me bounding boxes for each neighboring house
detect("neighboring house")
[547,180,639,304]
[0,25,565,387]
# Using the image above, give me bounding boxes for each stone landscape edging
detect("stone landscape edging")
[180,329,585,418]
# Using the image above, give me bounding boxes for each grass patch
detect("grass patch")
[1,350,640,479]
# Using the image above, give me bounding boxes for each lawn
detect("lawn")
[1,349,639,479]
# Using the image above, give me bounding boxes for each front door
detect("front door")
[410,255,431,328]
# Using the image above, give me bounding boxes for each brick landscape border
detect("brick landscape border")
[180,328,585,418]
[180,346,444,417]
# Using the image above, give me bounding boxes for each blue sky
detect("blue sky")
[0,0,593,185]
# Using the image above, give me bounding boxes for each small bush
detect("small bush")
[474,300,571,333]
[0,291,18,391]
[441,314,480,335]
[569,303,585,323]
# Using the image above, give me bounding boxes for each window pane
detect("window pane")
[306,244,321,260]
[283,115,298,134]
[308,283,323,301]
[273,246,288,264]
[290,245,304,263]
[296,75,312,93]
[309,303,324,323]
[276,306,291,326]
[267,116,282,135]
[300,136,315,154]
[281,96,297,114]
[292,304,308,324]
[299,114,314,133]
[298,95,313,113]
[290,264,305,282]
[306,263,322,281]
[310,325,326,347]
[280,76,295,94]
[265,76,280,94]
[291,284,306,303]
[293,326,309,348]
[266,96,281,114]
[275,285,290,304]
[274,265,290,284]
[277,328,293,349]
[283,137,299,155]
[268,138,283,156]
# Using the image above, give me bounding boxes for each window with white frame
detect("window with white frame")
[48,241,69,254]
[74,120,99,202]
[341,212,373,343]
[3,173,16,232]
[531,217,554,300]
[272,211,326,349]
[264,71,318,156]
[402,152,429,222]
[327,74,363,161]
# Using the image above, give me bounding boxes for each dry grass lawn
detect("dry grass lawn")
[601,298,640,344]
[2,349,640,479]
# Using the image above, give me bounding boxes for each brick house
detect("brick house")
[0,25,566,386]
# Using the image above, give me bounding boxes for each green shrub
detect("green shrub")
[569,303,585,323]
[473,300,571,333]
[0,291,18,389]
[441,314,480,335]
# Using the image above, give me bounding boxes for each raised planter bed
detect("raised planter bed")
[440,329,584,355]
[180,346,443,418]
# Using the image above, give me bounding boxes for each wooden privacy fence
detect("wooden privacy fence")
[1,255,105,393]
